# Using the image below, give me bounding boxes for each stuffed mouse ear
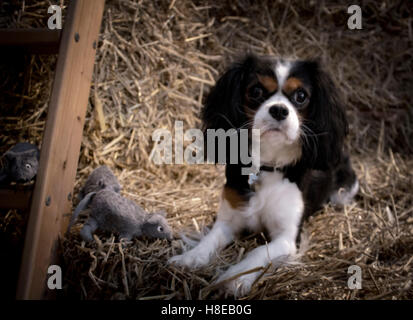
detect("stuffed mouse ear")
[155,210,167,217]
[146,212,165,224]
[4,152,13,162]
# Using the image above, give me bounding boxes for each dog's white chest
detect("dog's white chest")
[244,171,304,235]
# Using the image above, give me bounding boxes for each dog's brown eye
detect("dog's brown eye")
[294,89,307,104]
[249,86,264,100]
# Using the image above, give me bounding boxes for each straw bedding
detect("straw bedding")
[0,0,412,299]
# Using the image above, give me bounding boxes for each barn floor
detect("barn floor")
[0,0,412,299]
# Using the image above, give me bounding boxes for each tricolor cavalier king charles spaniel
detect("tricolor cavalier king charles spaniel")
[169,54,359,296]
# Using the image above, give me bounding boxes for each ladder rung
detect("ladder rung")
[0,29,61,54]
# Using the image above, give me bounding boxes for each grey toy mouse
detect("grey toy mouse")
[77,165,121,202]
[68,189,173,242]
[0,142,40,185]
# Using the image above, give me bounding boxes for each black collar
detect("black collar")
[259,165,286,173]
[248,165,284,191]
[259,165,275,172]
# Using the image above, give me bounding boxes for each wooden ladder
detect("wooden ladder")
[0,0,105,299]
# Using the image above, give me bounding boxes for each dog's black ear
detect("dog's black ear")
[201,55,257,132]
[201,55,257,164]
[303,61,348,170]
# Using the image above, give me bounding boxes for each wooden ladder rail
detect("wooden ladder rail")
[16,0,105,299]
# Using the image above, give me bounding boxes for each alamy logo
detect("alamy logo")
[47,265,62,290]
[347,265,362,289]
[47,5,62,30]
[150,121,261,175]
[347,5,362,30]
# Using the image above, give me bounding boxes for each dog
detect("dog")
[169,54,359,296]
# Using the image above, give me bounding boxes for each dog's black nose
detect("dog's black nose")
[269,105,289,121]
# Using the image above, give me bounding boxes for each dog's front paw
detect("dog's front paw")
[168,249,211,269]
[217,267,259,297]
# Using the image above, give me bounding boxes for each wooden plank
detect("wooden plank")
[16,0,105,299]
[0,29,61,54]
[0,185,33,210]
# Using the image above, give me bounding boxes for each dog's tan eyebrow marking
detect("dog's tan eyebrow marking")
[257,75,278,93]
[283,77,303,94]
[223,186,248,209]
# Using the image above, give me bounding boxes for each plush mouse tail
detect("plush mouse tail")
[67,191,96,233]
